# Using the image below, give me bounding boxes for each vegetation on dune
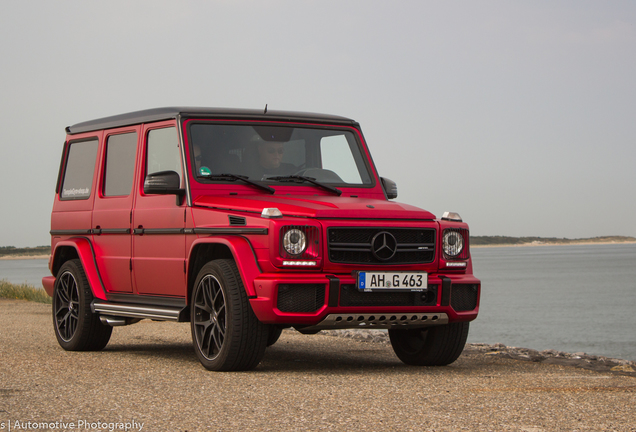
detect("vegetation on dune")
[470,235,636,246]
[0,280,52,304]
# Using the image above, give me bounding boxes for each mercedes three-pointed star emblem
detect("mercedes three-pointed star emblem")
[371,231,397,261]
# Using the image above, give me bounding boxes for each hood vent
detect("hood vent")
[228,215,247,226]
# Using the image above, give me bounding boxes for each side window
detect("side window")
[60,139,99,200]
[147,127,182,179]
[320,135,363,184]
[103,132,137,197]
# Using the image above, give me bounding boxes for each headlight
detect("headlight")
[283,228,307,256]
[443,229,464,257]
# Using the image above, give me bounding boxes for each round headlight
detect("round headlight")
[443,230,464,257]
[283,229,307,256]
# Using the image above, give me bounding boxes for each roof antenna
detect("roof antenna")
[264,104,268,114]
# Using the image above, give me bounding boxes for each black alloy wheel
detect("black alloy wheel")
[52,259,112,351]
[192,273,227,361]
[54,269,80,342]
[191,259,269,371]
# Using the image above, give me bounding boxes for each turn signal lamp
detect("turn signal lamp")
[442,211,462,222]
[261,208,283,218]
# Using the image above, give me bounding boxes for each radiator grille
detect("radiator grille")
[328,228,436,265]
[277,284,326,313]
[339,284,438,307]
[450,284,478,311]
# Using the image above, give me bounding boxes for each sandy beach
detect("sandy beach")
[1,298,635,431]
[0,254,50,260]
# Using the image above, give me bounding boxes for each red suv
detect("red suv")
[43,107,480,371]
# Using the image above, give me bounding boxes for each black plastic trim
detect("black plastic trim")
[327,275,340,307]
[129,227,267,236]
[440,276,452,306]
[94,228,131,235]
[50,229,93,236]
[193,228,268,235]
[141,228,185,235]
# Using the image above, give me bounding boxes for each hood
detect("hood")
[193,195,436,220]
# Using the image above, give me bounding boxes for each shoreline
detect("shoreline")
[321,329,636,376]
[0,254,50,260]
[1,241,635,259]
[472,240,636,248]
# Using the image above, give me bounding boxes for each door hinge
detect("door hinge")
[129,259,132,271]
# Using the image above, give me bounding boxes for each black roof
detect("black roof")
[66,107,358,134]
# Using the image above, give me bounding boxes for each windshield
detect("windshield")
[187,123,373,185]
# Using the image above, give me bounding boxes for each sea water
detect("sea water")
[468,243,636,361]
[0,258,50,287]
[1,244,635,360]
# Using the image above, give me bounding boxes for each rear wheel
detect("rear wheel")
[52,259,112,351]
[389,322,469,366]
[191,259,268,371]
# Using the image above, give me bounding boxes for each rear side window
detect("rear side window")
[103,132,138,196]
[60,139,99,200]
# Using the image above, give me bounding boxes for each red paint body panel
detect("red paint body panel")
[193,195,435,220]
[42,276,55,297]
[91,125,141,294]
[50,238,107,300]
[188,236,261,298]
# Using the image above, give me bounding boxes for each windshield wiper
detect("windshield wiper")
[199,173,275,194]
[267,175,342,196]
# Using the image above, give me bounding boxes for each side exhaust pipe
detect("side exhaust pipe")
[99,315,142,327]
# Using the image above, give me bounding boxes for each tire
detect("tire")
[389,322,469,366]
[190,259,268,371]
[266,326,283,347]
[52,259,112,351]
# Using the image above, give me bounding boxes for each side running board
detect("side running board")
[92,301,188,323]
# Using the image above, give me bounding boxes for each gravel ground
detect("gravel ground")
[1,299,635,432]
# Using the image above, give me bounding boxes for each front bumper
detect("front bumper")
[249,272,480,329]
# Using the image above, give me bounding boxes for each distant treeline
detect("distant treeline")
[0,246,51,257]
[470,236,636,246]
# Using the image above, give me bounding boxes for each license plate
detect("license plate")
[357,271,427,292]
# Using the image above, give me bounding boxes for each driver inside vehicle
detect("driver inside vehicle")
[252,141,296,178]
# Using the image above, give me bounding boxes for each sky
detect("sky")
[1,0,635,247]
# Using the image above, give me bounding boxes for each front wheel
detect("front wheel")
[52,259,112,351]
[190,259,268,371]
[389,322,469,366]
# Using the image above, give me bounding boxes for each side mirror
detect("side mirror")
[144,171,184,204]
[381,177,398,199]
